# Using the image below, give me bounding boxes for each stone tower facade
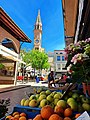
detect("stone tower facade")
[34,10,43,51]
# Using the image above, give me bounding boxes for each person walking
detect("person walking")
[48,71,56,88]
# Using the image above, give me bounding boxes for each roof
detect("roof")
[0,7,32,43]
[35,10,42,25]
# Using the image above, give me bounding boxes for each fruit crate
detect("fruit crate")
[0,105,41,120]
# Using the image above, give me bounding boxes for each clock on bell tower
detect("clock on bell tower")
[34,10,42,51]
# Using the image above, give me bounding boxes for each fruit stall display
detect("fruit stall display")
[2,87,90,120]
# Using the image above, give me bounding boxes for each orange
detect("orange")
[33,114,42,120]
[14,114,20,120]
[13,112,19,116]
[41,105,54,119]
[49,114,63,120]
[20,113,26,117]
[6,115,12,119]
[19,116,26,120]
[64,117,72,120]
[64,108,72,117]
[54,105,64,116]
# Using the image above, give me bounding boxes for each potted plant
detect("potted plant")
[65,38,90,96]
[0,98,10,118]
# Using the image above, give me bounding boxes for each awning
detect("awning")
[0,50,26,64]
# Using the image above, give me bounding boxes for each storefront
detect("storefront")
[0,8,31,85]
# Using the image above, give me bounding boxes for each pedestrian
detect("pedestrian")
[48,71,56,88]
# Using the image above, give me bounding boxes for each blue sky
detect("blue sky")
[1,0,65,52]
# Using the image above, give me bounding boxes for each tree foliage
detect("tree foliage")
[22,49,50,71]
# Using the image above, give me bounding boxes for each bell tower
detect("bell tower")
[34,10,42,51]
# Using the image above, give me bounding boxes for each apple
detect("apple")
[54,99,59,105]
[29,95,36,100]
[40,91,46,95]
[29,99,37,107]
[40,99,48,107]
[35,94,40,99]
[72,93,79,99]
[24,99,29,106]
[38,94,46,101]
[68,101,77,111]
[67,98,75,104]
[56,92,63,96]
[57,100,67,109]
[50,91,57,96]
[46,90,51,95]
[46,95,53,102]
[20,98,26,106]
[82,103,90,112]
[54,93,61,99]
[81,97,90,104]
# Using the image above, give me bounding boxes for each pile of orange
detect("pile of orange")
[33,105,81,120]
[5,112,27,120]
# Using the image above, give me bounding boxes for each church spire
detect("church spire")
[36,10,42,25]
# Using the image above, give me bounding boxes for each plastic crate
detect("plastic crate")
[14,105,41,119]
[0,105,41,120]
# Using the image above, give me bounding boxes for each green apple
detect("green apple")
[29,99,37,107]
[82,103,90,112]
[68,101,77,111]
[50,91,57,96]
[38,94,46,101]
[54,99,59,105]
[81,97,90,104]
[54,93,61,99]
[20,98,26,106]
[46,95,53,102]
[35,94,40,99]
[29,95,36,100]
[46,90,51,95]
[67,97,75,104]
[57,100,67,109]
[40,91,46,95]
[23,99,29,106]
[40,99,48,107]
[72,93,79,99]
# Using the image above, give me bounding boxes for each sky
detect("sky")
[1,0,65,52]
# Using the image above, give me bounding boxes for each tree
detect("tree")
[22,49,50,76]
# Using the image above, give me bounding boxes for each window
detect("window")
[57,64,61,70]
[57,56,60,61]
[62,64,65,69]
[62,56,65,61]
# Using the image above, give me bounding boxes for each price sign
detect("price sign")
[76,111,90,120]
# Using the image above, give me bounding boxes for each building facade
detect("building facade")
[0,8,31,84]
[54,50,67,74]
